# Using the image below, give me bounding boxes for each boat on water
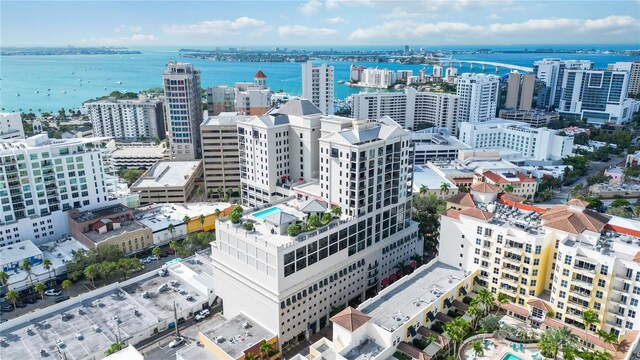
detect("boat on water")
[116,81,123,84]
[16,93,20,96]
[46,93,50,97]
[61,90,66,94]
[337,80,346,84]
[104,87,107,90]
[35,90,39,94]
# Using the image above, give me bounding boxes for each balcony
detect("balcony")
[569,289,592,301]
[501,276,519,287]
[500,285,517,295]
[573,266,596,276]
[565,308,584,320]
[502,257,521,268]
[572,278,594,288]
[567,299,588,310]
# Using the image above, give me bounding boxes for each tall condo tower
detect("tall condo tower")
[302,60,334,115]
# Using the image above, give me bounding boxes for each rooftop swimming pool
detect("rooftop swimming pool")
[502,354,524,360]
[253,207,281,219]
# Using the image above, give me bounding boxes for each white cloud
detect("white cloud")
[326,16,347,24]
[300,0,322,15]
[162,17,269,36]
[350,15,640,41]
[278,25,338,38]
[114,25,143,33]
[325,0,374,10]
[487,13,500,20]
[77,34,157,46]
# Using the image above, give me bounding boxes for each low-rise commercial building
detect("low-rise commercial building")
[411,128,471,164]
[498,109,559,128]
[412,165,458,199]
[130,160,202,205]
[474,170,538,200]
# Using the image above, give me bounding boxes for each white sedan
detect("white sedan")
[44,289,62,296]
[168,337,185,348]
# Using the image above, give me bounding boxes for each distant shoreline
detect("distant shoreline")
[1,47,141,56]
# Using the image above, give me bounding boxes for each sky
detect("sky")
[1,0,639,47]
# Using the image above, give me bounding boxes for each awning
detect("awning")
[444,299,452,307]
[389,274,398,282]
[407,325,417,337]
[381,278,390,286]
[435,312,454,323]
[426,311,435,321]
[459,287,467,296]
[452,299,469,311]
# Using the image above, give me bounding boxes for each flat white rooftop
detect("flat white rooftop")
[110,146,168,158]
[359,261,467,332]
[412,166,456,192]
[131,160,201,188]
[137,203,232,232]
[0,240,42,266]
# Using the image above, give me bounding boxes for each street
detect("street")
[549,156,622,204]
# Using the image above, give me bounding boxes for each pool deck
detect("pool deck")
[461,336,540,360]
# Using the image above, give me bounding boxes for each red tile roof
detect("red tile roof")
[568,199,590,207]
[254,70,267,79]
[482,171,509,184]
[516,173,536,183]
[499,302,529,317]
[330,307,371,331]
[446,193,475,208]
[540,205,610,234]
[459,207,494,221]
[470,182,500,193]
[441,209,462,220]
[527,298,553,313]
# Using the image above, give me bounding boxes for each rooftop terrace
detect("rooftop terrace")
[201,313,274,359]
[84,221,146,244]
[359,261,467,333]
[131,160,201,189]
[483,202,543,235]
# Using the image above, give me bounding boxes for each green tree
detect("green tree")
[84,264,98,286]
[217,186,224,198]
[504,184,515,193]
[243,222,254,231]
[419,184,427,195]
[183,215,191,226]
[229,211,242,224]
[21,259,34,287]
[259,340,275,359]
[611,198,631,208]
[307,214,321,228]
[5,289,19,309]
[322,212,332,224]
[0,271,9,286]
[330,206,342,217]
[440,182,450,195]
[105,342,125,355]
[476,288,495,316]
[443,317,470,357]
[62,279,73,297]
[478,314,500,334]
[412,193,446,256]
[287,223,301,237]
[597,330,618,346]
[34,282,46,299]
[196,185,204,201]
[466,303,483,331]
[152,246,161,260]
[199,214,205,231]
[582,310,599,345]
[606,206,633,218]
[207,189,214,199]
[167,224,176,238]
[118,168,144,185]
[470,340,484,357]
[170,240,179,253]
[496,292,510,315]
[42,258,53,279]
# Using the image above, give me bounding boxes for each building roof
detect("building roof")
[299,199,328,213]
[540,205,610,234]
[272,99,322,117]
[412,166,457,193]
[567,199,590,208]
[446,193,475,208]
[441,209,462,220]
[459,207,494,221]
[498,193,526,203]
[201,313,275,359]
[330,307,372,331]
[263,211,298,226]
[526,298,553,313]
[254,70,267,79]
[470,182,500,193]
[131,160,201,189]
[0,240,42,267]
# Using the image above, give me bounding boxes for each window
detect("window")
[561,280,568,288]
[634,287,640,295]
[597,279,606,287]
[601,265,609,276]
[629,310,636,319]
[595,291,603,299]
[564,255,572,265]
[631,298,639,307]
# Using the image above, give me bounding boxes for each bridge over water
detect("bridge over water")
[437,59,533,73]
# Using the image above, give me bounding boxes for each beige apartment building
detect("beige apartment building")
[200,113,249,198]
[130,160,202,205]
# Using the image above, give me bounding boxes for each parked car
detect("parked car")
[148,255,160,261]
[165,249,176,255]
[15,302,26,308]
[141,257,152,264]
[44,289,62,296]
[54,295,70,303]
[23,296,37,304]
[168,337,185,348]
[1,304,14,312]
[194,309,210,321]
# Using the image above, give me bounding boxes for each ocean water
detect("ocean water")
[0,47,638,113]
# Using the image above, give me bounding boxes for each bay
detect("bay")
[1,47,638,113]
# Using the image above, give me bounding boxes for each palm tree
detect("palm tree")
[62,279,72,297]
[216,186,224,198]
[167,223,176,239]
[582,310,599,345]
[183,215,190,226]
[259,340,274,359]
[34,282,46,299]
[21,259,34,287]
[196,186,203,201]
[170,240,179,253]
[471,340,484,357]
[597,330,619,347]
[152,246,161,260]
[5,289,19,309]
[476,288,495,316]
[504,184,515,193]
[207,189,214,199]
[444,317,470,357]
[43,258,53,279]
[245,353,256,360]
[84,264,98,287]
[496,292,509,315]
[0,271,9,286]
[440,182,451,196]
[395,261,408,276]
[199,214,205,231]
[466,304,483,331]
[419,184,427,195]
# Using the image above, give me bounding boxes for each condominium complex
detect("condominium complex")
[0,134,111,247]
[456,73,500,124]
[200,112,250,197]
[206,70,272,116]
[560,69,634,125]
[610,61,640,96]
[213,98,421,350]
[440,195,640,340]
[85,94,165,140]
[302,61,334,115]
[162,61,203,160]
[459,119,574,161]
[504,73,535,111]
[534,58,593,109]
[0,113,25,140]
[352,88,460,133]
[359,67,396,88]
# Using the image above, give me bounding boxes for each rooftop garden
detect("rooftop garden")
[287,206,342,237]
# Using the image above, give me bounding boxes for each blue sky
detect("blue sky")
[2,0,639,47]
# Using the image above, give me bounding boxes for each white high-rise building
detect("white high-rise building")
[162,61,203,160]
[352,88,460,133]
[359,68,396,88]
[456,73,500,124]
[458,119,574,161]
[533,58,593,109]
[213,98,421,350]
[302,61,334,115]
[85,95,165,140]
[0,134,111,247]
[432,65,443,78]
[560,69,633,125]
[0,113,25,140]
[610,61,640,96]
